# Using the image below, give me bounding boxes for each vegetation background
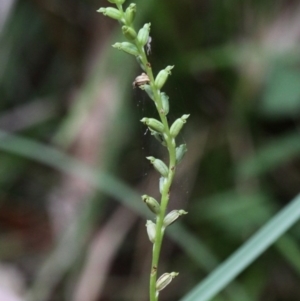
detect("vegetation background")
[1,0,300,300]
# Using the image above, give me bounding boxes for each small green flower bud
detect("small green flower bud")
[107,0,125,4]
[163,210,188,227]
[146,220,156,243]
[142,195,160,214]
[122,26,137,40]
[170,114,190,138]
[147,156,169,177]
[154,66,174,90]
[156,272,179,292]
[176,144,187,164]
[140,84,154,100]
[137,23,151,47]
[112,42,139,56]
[136,56,146,71]
[97,7,122,20]
[125,3,136,24]
[159,177,167,194]
[141,118,164,133]
[161,92,169,115]
[149,129,166,147]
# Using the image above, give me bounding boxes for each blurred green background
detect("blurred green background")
[1,0,300,300]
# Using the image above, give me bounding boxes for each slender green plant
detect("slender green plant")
[98,1,189,300]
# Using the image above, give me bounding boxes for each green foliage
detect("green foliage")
[260,65,300,118]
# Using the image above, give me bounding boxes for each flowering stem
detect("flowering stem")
[97,1,188,299]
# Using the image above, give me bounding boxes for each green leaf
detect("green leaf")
[260,66,300,118]
[236,132,300,178]
[180,193,300,301]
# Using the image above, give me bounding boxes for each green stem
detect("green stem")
[110,7,177,295]
[134,44,177,301]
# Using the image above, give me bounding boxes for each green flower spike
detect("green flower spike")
[147,156,169,177]
[98,1,189,300]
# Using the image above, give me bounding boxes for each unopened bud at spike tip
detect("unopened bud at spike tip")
[107,0,126,4]
[125,3,136,24]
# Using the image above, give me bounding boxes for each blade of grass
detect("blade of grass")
[180,193,300,301]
